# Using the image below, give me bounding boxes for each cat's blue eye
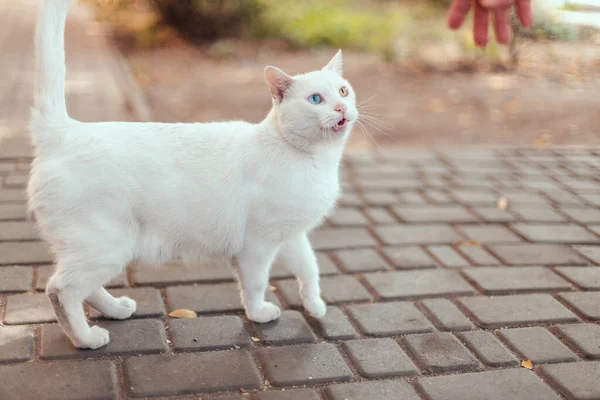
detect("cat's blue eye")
[308,94,322,104]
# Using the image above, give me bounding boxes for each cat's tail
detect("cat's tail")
[31,0,73,144]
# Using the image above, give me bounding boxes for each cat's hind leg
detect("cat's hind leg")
[87,287,136,320]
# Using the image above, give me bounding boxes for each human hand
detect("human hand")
[447,0,533,47]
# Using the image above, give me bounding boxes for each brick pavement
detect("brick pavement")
[3,1,600,400]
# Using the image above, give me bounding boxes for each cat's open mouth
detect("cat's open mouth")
[331,118,347,133]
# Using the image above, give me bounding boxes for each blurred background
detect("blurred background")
[84,0,600,150]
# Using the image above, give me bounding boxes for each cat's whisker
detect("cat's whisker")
[358,115,394,132]
[355,120,382,150]
[358,117,396,141]
[357,93,379,108]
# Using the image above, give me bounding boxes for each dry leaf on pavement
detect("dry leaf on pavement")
[168,309,198,319]
[497,196,508,210]
[521,359,533,369]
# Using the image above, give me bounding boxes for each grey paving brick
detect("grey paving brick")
[362,192,399,206]
[276,276,371,307]
[253,389,321,400]
[472,206,516,222]
[35,267,128,291]
[458,225,523,243]
[334,248,390,272]
[0,266,32,292]
[417,369,561,400]
[364,270,475,300]
[450,189,497,204]
[342,338,418,378]
[4,292,56,324]
[0,325,34,362]
[555,266,600,289]
[540,361,600,400]
[254,310,316,345]
[89,287,165,319]
[392,205,478,222]
[347,302,433,336]
[337,192,362,207]
[170,315,251,351]
[421,298,475,331]
[131,259,234,285]
[511,205,567,222]
[553,323,600,359]
[257,343,353,386]
[0,221,39,240]
[312,306,358,340]
[125,350,262,397]
[498,326,578,364]
[580,193,600,206]
[459,294,579,328]
[310,228,377,250]
[0,188,26,202]
[488,244,586,265]
[557,291,600,320]
[4,174,28,188]
[403,332,480,373]
[0,204,27,221]
[458,244,502,265]
[271,253,339,278]
[327,208,369,226]
[463,266,572,293]
[561,206,600,223]
[382,245,437,268]
[511,223,600,244]
[574,245,600,264]
[40,319,168,359]
[0,360,118,400]
[325,380,422,400]
[364,207,396,224]
[0,241,53,265]
[375,224,462,245]
[427,245,470,267]
[457,331,519,367]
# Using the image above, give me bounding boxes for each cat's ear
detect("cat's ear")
[265,66,294,103]
[322,49,343,76]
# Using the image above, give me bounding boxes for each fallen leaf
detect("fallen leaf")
[497,196,508,210]
[457,239,481,247]
[168,309,198,319]
[251,337,261,343]
[270,285,277,292]
[521,359,533,369]
[535,134,552,150]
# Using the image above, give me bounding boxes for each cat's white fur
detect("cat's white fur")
[29,0,357,349]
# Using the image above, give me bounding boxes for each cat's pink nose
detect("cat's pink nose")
[334,104,346,116]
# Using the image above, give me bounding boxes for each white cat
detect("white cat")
[28,0,357,349]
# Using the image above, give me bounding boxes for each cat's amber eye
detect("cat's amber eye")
[339,86,349,97]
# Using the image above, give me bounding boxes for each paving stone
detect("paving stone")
[364,270,475,300]
[364,207,397,224]
[402,332,480,373]
[511,205,567,222]
[375,224,462,245]
[131,259,234,285]
[463,266,571,293]
[561,177,600,191]
[580,193,600,206]
[257,343,353,386]
[0,360,118,400]
[89,287,165,319]
[553,323,600,359]
[458,244,502,265]
[0,241,53,265]
[4,292,56,324]
[0,266,32,292]
[327,208,369,226]
[35,266,128,291]
[357,178,422,191]
[337,192,362,207]
[325,380,422,400]
[427,245,470,267]
[540,361,600,400]
[511,223,600,244]
[472,206,516,222]
[4,174,28,188]
[557,291,600,320]
[488,244,586,265]
[543,189,583,204]
[498,326,578,364]
[347,302,433,336]
[382,246,437,268]
[417,369,561,400]
[561,206,600,224]
[342,338,418,378]
[498,190,548,204]
[457,331,519,367]
[0,204,27,221]
[312,306,358,340]
[253,389,321,400]
[0,188,26,202]
[421,298,474,331]
[310,228,377,250]
[41,319,168,359]
[277,276,371,307]
[574,245,600,264]
[362,192,399,206]
[0,221,39,241]
[334,248,390,272]
[459,294,579,328]
[125,350,262,397]
[254,310,316,345]
[0,325,34,362]
[271,253,339,279]
[170,315,252,351]
[555,266,600,289]
[392,205,478,222]
[458,225,523,243]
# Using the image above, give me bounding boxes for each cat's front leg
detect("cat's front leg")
[236,245,281,323]
[279,233,327,319]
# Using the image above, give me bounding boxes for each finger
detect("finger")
[516,0,533,27]
[473,2,489,47]
[493,7,512,44]
[480,0,513,9]
[448,0,471,30]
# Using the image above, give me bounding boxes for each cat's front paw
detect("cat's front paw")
[104,296,137,320]
[247,302,281,323]
[304,297,327,319]
[74,325,110,349]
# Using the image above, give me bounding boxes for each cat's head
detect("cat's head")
[265,50,357,149]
